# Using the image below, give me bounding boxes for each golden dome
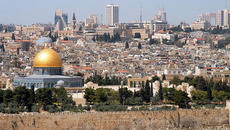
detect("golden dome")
[33,48,62,67]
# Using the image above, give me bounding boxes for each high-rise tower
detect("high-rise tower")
[106,4,119,25]
[54,9,68,31]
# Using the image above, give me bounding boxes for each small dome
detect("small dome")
[186,70,193,77]
[33,48,62,67]
[87,82,94,85]
[57,80,65,86]
[189,86,194,89]
[36,37,53,46]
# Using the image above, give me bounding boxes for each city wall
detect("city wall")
[0,109,229,130]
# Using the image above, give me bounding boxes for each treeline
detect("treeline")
[170,75,230,105]
[210,26,230,34]
[0,86,85,113]
[92,33,121,43]
[171,76,230,92]
[84,78,190,108]
[170,25,193,33]
[85,74,127,86]
[215,37,230,49]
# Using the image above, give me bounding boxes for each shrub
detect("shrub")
[131,107,138,111]
[134,97,143,105]
[32,105,40,112]
[139,106,149,111]
[83,105,91,111]
[0,103,7,113]
[93,104,128,112]
[77,104,84,111]
[6,102,19,114]
[125,97,134,105]
[46,105,60,113]
[150,96,160,105]
[205,104,215,109]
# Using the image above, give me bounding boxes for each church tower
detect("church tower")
[72,13,76,32]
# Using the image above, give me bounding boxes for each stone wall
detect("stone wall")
[0,109,229,130]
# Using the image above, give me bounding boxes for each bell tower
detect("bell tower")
[72,13,76,32]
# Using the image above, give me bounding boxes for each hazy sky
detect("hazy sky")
[0,0,229,25]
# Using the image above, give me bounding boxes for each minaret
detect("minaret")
[72,13,76,31]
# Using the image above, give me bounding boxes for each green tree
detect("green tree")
[134,97,143,105]
[3,89,14,104]
[212,90,230,101]
[158,81,163,101]
[56,87,68,105]
[119,87,133,104]
[173,90,191,108]
[138,43,142,49]
[163,88,176,103]
[29,85,35,104]
[92,36,96,42]
[151,76,160,82]
[36,88,53,108]
[191,90,207,104]
[95,88,108,103]
[150,96,160,105]
[143,80,151,102]
[108,33,111,42]
[14,86,30,106]
[207,82,213,101]
[96,34,99,41]
[61,97,76,111]
[125,42,129,49]
[12,33,15,40]
[114,32,121,41]
[104,33,108,42]
[162,74,166,80]
[170,76,181,86]
[192,76,207,91]
[84,88,96,104]
[2,43,5,53]
[0,90,4,103]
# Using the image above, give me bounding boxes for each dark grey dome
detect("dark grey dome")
[36,37,53,46]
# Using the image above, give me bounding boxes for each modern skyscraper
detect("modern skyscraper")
[197,13,216,23]
[85,14,100,26]
[196,9,230,27]
[54,9,68,31]
[216,10,224,26]
[106,4,119,25]
[158,9,166,21]
[223,9,230,26]
[153,8,167,22]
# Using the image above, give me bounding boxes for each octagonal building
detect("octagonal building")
[14,48,82,88]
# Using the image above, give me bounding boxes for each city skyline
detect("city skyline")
[0,0,229,25]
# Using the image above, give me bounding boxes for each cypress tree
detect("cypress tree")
[207,82,213,100]
[138,43,142,49]
[125,42,129,49]
[162,74,166,80]
[150,82,153,97]
[2,44,5,53]
[12,33,15,40]
[144,80,151,102]
[159,81,163,101]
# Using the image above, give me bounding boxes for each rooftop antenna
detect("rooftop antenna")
[163,0,165,10]
[140,0,143,27]
[101,14,103,25]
